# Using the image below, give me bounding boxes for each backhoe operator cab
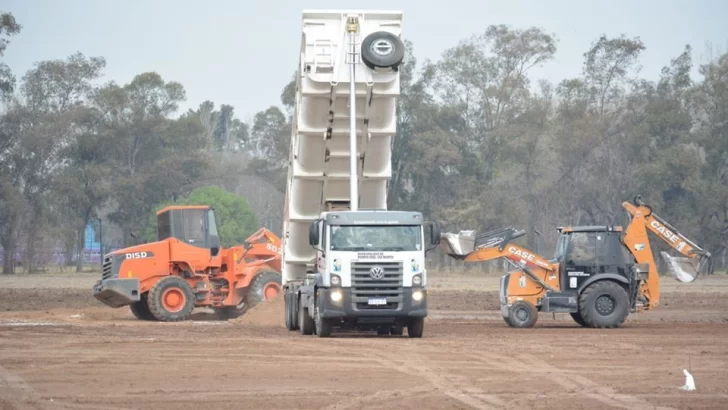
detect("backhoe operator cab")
[155,206,221,256]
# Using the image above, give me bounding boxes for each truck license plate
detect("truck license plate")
[368,297,387,306]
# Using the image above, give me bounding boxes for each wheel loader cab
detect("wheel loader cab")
[156,206,222,256]
[554,226,635,292]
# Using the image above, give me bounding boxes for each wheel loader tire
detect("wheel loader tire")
[129,293,155,320]
[314,292,332,338]
[407,317,425,338]
[360,31,405,70]
[245,270,282,309]
[299,295,314,335]
[578,280,630,328]
[570,311,587,327]
[147,276,195,322]
[213,299,247,320]
[508,301,538,328]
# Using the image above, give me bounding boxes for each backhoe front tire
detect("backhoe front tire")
[578,280,630,328]
[129,293,155,320]
[147,276,195,322]
[508,301,538,328]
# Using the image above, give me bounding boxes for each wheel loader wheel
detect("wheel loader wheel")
[570,311,587,327]
[129,293,155,321]
[213,298,247,320]
[147,276,195,322]
[508,301,538,328]
[578,280,629,328]
[245,270,282,309]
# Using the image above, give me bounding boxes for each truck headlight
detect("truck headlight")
[412,290,424,302]
[331,275,341,286]
[330,289,343,302]
[412,274,422,286]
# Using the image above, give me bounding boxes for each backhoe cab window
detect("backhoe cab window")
[565,232,597,266]
[329,225,421,252]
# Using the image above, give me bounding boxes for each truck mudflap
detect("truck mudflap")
[317,287,427,319]
[93,278,141,308]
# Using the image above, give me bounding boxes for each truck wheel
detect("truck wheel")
[284,291,296,330]
[360,31,405,70]
[407,317,424,338]
[578,280,629,328]
[129,293,155,320]
[245,270,282,309]
[147,276,195,322]
[508,301,538,328]
[570,311,587,327]
[299,295,314,335]
[390,326,404,336]
[314,293,332,337]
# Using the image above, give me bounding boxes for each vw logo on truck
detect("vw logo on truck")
[369,266,385,280]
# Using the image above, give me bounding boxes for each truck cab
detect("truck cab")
[296,210,439,337]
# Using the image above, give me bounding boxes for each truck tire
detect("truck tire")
[578,280,629,328]
[129,293,155,320]
[147,276,195,322]
[299,295,314,335]
[284,291,295,330]
[360,31,405,70]
[407,317,424,338]
[245,270,282,308]
[314,292,332,337]
[508,300,538,328]
[390,326,404,336]
[570,311,587,327]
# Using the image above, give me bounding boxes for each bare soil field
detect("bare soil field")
[1,272,727,409]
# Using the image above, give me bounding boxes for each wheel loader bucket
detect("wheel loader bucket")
[660,251,699,283]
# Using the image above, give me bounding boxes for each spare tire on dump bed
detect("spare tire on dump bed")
[360,31,405,70]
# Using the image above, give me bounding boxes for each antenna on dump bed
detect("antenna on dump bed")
[347,15,359,211]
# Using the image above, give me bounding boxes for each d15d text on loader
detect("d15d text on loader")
[93,205,283,322]
[440,196,713,328]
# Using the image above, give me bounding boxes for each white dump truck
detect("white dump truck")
[281,10,440,338]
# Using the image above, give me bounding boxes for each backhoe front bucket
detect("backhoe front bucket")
[660,251,700,283]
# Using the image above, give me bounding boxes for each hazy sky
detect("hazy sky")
[2,0,726,123]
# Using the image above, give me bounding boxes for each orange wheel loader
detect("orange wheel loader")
[441,196,713,328]
[92,205,283,321]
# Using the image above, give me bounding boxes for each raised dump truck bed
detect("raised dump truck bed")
[282,10,403,287]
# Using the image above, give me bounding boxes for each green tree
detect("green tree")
[145,185,259,247]
[0,11,21,98]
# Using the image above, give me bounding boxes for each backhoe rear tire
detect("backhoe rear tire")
[570,311,587,327]
[508,301,538,328]
[578,280,629,328]
[147,276,195,322]
[129,293,155,321]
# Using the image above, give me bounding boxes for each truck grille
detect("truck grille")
[351,261,403,310]
[101,256,113,280]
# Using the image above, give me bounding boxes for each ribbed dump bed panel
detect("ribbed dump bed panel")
[282,10,403,284]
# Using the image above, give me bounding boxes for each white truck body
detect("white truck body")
[281,10,439,337]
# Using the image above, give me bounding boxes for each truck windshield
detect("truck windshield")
[329,225,422,252]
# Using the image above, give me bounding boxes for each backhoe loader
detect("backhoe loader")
[93,205,283,322]
[440,196,713,328]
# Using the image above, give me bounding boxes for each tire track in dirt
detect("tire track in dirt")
[358,347,507,409]
[468,351,675,410]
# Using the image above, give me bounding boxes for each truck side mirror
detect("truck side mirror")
[430,222,441,246]
[308,222,319,246]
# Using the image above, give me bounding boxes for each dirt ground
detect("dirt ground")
[1,272,727,409]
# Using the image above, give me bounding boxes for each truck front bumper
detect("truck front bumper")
[317,287,427,319]
[93,279,140,308]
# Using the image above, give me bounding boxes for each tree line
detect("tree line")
[1,11,726,274]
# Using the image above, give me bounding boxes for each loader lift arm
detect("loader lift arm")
[621,196,713,309]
